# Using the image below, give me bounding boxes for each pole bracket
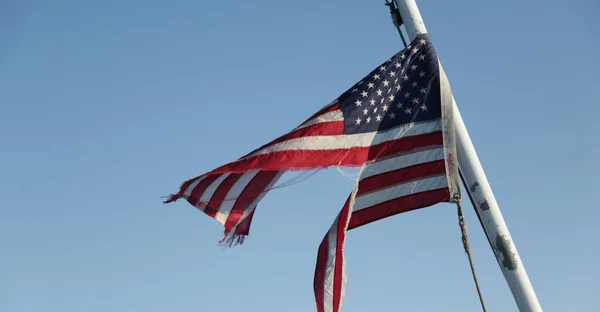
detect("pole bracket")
[385,0,403,28]
[384,1,407,47]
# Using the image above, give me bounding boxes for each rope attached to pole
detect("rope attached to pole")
[456,198,488,312]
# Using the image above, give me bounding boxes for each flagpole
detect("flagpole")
[392,1,543,311]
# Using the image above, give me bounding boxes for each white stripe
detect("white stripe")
[320,165,363,312]
[353,175,448,211]
[214,171,260,224]
[323,219,339,312]
[199,173,230,203]
[183,176,205,197]
[247,119,442,158]
[359,147,444,180]
[296,109,343,130]
[296,101,338,127]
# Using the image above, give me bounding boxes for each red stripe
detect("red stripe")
[348,188,450,230]
[233,208,255,237]
[357,160,446,195]
[210,131,443,174]
[313,234,329,312]
[223,171,279,232]
[185,175,220,210]
[203,173,242,218]
[333,201,351,312]
[241,120,345,158]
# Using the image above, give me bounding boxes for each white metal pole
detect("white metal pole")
[392,1,543,311]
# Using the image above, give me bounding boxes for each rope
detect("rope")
[456,200,487,312]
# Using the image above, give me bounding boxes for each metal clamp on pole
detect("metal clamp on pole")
[384,0,408,47]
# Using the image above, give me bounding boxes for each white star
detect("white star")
[387,88,392,94]
[405,108,412,114]
[379,65,386,71]
[380,98,385,104]
[366,116,372,123]
[412,47,419,54]
[419,71,425,77]
[407,45,412,49]
[400,54,406,59]
[396,102,403,108]
[382,104,389,111]
[412,98,420,104]
[388,94,395,101]
[355,99,362,106]
[376,89,383,96]
[411,81,418,88]
[389,71,396,77]
[418,55,425,61]
[420,87,427,94]
[411,64,418,71]
[373,73,381,80]
[390,112,396,119]
[356,118,361,125]
[402,74,409,81]
[352,88,358,93]
[383,80,390,87]
[419,39,426,45]
[420,104,428,111]
[369,99,376,106]
[394,62,402,68]
[394,77,399,84]
[361,91,368,97]
[373,107,378,113]
[395,84,401,91]
[404,92,411,98]
[357,80,364,85]
[363,108,369,115]
[376,115,382,121]
[367,82,375,89]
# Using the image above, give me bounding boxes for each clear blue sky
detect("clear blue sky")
[2,0,599,311]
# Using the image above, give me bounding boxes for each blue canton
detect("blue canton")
[338,34,441,134]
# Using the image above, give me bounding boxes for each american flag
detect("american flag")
[311,34,462,312]
[165,33,460,310]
